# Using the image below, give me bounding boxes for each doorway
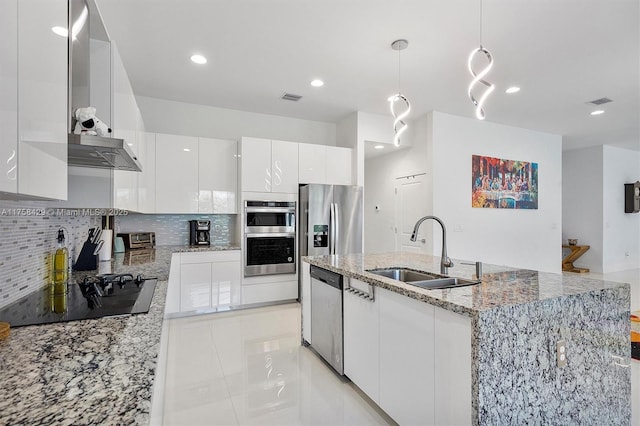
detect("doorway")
[395,173,428,252]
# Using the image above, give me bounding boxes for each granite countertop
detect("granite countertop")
[303,252,629,317]
[74,244,241,281]
[0,243,238,425]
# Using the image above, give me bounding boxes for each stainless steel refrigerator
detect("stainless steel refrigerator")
[299,184,363,259]
[299,184,363,376]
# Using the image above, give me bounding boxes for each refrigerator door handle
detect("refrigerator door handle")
[334,202,339,255]
[330,202,336,255]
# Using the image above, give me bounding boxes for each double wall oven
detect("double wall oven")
[244,201,296,277]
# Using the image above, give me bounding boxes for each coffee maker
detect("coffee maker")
[189,220,211,245]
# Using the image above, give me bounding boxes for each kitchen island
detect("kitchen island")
[0,244,238,425]
[302,252,632,425]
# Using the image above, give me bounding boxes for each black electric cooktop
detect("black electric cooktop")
[0,274,157,328]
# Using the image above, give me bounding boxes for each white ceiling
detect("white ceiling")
[96,0,639,151]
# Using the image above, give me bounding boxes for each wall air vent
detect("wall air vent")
[281,92,303,101]
[587,97,613,105]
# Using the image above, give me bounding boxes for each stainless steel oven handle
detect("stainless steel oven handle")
[245,207,296,213]
[246,232,296,238]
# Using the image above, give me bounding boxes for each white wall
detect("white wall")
[136,95,336,145]
[563,145,640,274]
[602,145,640,272]
[430,111,563,273]
[354,111,397,187]
[363,114,431,254]
[562,146,604,272]
[336,112,358,186]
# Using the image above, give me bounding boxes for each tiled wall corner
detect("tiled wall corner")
[114,214,236,247]
[0,202,100,309]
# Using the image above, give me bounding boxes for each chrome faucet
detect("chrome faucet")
[410,215,454,275]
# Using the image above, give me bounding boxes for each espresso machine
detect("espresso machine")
[189,220,211,245]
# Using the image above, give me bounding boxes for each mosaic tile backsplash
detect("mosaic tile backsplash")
[0,197,237,309]
[0,201,100,309]
[114,214,236,247]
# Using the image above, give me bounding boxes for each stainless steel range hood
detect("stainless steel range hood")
[68,134,142,171]
[68,0,141,172]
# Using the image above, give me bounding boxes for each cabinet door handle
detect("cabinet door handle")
[344,278,374,301]
[265,167,272,192]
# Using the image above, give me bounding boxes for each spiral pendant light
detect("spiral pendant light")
[388,39,411,147]
[467,0,494,120]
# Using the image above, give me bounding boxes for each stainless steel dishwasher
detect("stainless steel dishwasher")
[310,265,344,375]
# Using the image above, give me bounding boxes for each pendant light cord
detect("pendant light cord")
[480,0,483,47]
[398,48,401,94]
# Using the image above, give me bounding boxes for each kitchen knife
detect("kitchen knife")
[91,228,102,244]
[93,240,104,255]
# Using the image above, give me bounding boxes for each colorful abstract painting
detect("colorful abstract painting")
[472,155,538,209]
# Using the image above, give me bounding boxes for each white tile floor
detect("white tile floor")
[157,301,640,426]
[158,303,392,426]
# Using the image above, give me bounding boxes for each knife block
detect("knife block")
[73,241,98,271]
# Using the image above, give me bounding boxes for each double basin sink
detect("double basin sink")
[367,267,480,290]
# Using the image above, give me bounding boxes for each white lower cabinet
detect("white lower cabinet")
[339,276,472,426]
[177,251,241,313]
[344,278,380,404]
[433,307,472,425]
[379,287,435,425]
[180,262,212,311]
[241,276,298,305]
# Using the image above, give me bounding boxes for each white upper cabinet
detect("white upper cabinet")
[155,133,199,213]
[112,42,144,211]
[241,137,272,192]
[111,41,139,156]
[113,167,138,211]
[154,134,239,214]
[241,137,298,193]
[298,143,326,184]
[9,0,68,199]
[325,146,352,185]
[299,143,353,185]
[271,140,299,193]
[137,132,156,213]
[0,0,18,194]
[199,138,238,213]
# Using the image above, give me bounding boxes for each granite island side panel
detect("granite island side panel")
[303,252,632,425]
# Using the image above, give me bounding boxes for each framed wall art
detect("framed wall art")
[472,155,538,209]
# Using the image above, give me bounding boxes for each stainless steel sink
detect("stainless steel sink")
[367,267,441,282]
[408,277,480,290]
[367,267,480,290]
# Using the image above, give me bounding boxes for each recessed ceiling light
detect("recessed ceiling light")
[590,110,605,116]
[51,26,68,37]
[374,145,385,150]
[183,148,191,152]
[190,54,207,65]
[310,79,324,87]
[505,86,520,94]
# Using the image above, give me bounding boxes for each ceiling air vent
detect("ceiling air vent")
[587,97,613,105]
[281,92,303,101]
